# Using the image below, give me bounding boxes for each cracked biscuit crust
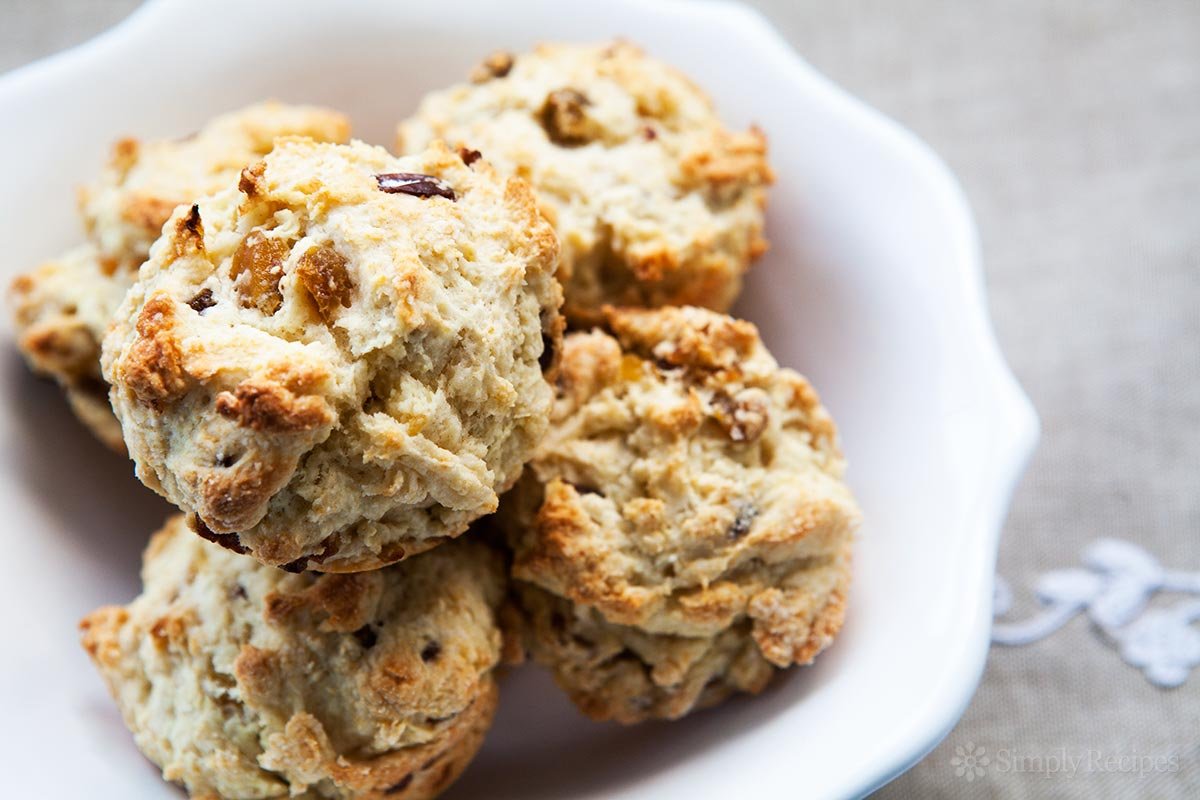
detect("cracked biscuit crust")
[80,101,352,273]
[502,306,859,722]
[397,42,772,325]
[102,139,562,571]
[80,515,505,800]
[8,103,350,449]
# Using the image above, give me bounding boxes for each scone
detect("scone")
[397,42,772,325]
[501,306,859,723]
[102,138,562,572]
[79,101,352,273]
[8,102,350,448]
[9,245,131,450]
[80,515,506,800]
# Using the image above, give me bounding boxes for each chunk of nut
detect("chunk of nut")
[712,387,770,443]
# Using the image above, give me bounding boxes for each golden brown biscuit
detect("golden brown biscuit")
[398,42,772,325]
[81,515,506,799]
[9,245,129,449]
[102,139,562,571]
[501,306,859,722]
[8,102,350,448]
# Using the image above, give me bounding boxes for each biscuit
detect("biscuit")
[80,515,506,800]
[501,306,859,722]
[79,101,352,273]
[8,103,350,448]
[9,245,130,450]
[397,42,772,325]
[102,138,562,571]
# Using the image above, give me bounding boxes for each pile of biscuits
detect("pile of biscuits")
[9,42,861,800]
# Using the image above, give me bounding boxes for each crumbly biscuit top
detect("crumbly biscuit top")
[398,42,772,323]
[508,306,859,645]
[79,101,351,272]
[102,138,562,571]
[8,103,350,450]
[81,516,505,799]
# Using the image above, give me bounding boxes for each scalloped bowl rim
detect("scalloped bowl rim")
[0,1,1038,798]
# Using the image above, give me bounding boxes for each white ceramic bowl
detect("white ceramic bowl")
[0,1,1038,798]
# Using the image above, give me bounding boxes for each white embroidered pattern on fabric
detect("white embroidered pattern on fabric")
[992,539,1200,688]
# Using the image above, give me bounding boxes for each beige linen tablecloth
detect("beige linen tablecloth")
[4,1,1197,797]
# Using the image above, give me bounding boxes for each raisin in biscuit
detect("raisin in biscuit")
[81,515,505,800]
[501,306,859,723]
[8,103,350,449]
[102,138,562,572]
[80,101,352,273]
[397,42,772,326]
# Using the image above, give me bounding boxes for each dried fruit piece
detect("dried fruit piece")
[538,308,563,373]
[728,501,758,540]
[296,244,353,322]
[458,147,482,166]
[230,231,288,315]
[375,172,457,200]
[385,775,414,795]
[539,89,592,146]
[171,205,206,260]
[619,353,645,382]
[238,162,266,197]
[187,288,216,313]
[470,51,514,83]
[277,557,312,574]
[191,516,248,555]
[539,332,557,372]
[712,387,770,443]
[277,538,339,574]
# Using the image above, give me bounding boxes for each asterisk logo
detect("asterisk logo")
[951,742,989,781]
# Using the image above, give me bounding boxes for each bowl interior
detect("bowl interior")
[0,2,1032,798]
